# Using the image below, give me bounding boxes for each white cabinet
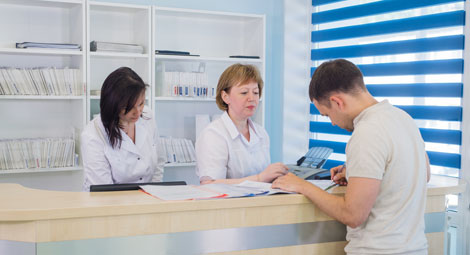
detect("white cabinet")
[152,8,265,183]
[0,0,86,190]
[86,1,151,120]
[0,2,266,188]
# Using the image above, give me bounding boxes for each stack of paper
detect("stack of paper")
[16,42,81,50]
[0,137,77,170]
[0,67,83,96]
[158,137,196,164]
[90,41,144,54]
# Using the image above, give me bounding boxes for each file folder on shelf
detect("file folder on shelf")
[16,42,81,50]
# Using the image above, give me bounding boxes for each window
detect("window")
[310,0,464,178]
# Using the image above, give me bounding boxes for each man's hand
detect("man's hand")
[330,165,347,186]
[258,162,289,182]
[271,172,307,193]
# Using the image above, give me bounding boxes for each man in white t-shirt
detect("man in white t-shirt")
[273,59,431,254]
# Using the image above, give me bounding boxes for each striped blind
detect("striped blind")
[310,0,464,177]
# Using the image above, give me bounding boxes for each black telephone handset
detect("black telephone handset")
[288,147,333,180]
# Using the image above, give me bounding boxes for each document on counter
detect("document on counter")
[140,181,295,201]
[236,181,296,195]
[140,185,226,201]
[307,180,338,191]
[203,183,268,198]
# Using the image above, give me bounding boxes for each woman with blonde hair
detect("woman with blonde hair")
[196,64,288,184]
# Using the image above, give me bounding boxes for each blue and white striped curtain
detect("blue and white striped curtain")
[310,0,464,177]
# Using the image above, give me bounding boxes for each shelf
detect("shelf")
[89,1,149,12]
[90,51,149,59]
[0,48,83,56]
[0,166,83,174]
[0,0,83,8]
[164,162,196,168]
[154,6,264,21]
[154,97,216,102]
[155,55,262,63]
[0,95,85,100]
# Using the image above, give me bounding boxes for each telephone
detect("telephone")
[287,147,333,180]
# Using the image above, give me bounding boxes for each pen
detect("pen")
[327,164,346,191]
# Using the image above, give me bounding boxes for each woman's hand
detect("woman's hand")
[330,165,347,186]
[258,162,289,183]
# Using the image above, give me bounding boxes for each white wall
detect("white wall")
[282,0,311,164]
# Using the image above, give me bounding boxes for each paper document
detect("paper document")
[203,183,267,198]
[237,181,295,195]
[141,181,296,201]
[140,185,225,200]
[307,180,337,191]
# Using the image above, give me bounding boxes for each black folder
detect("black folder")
[90,181,186,192]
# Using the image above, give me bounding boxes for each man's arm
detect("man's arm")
[272,173,380,228]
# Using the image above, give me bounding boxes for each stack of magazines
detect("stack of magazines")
[0,137,77,170]
[90,41,144,54]
[0,67,83,96]
[158,137,196,164]
[16,42,81,50]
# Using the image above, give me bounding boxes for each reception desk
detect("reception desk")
[0,176,465,255]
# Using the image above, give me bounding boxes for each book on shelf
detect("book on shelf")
[155,50,199,57]
[159,137,196,164]
[158,71,214,98]
[0,67,82,96]
[90,41,144,54]
[16,42,81,50]
[155,50,190,55]
[0,137,77,170]
[229,55,260,59]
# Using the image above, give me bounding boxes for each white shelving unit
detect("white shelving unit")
[0,0,86,191]
[86,1,151,121]
[152,7,265,185]
[152,7,265,139]
[0,2,266,189]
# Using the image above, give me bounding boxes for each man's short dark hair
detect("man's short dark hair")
[309,59,366,104]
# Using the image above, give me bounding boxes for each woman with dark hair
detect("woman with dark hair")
[81,67,164,191]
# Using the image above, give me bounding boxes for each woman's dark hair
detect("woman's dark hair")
[309,59,366,105]
[100,67,148,148]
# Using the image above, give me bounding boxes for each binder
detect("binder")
[90,181,187,192]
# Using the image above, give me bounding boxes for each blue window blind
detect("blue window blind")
[310,0,464,176]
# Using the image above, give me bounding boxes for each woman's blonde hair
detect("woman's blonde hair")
[216,64,264,111]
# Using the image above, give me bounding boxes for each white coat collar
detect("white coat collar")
[221,111,259,140]
[119,118,147,155]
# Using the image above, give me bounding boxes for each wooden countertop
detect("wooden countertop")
[0,175,465,222]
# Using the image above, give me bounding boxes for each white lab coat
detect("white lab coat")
[195,111,270,181]
[81,110,164,191]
